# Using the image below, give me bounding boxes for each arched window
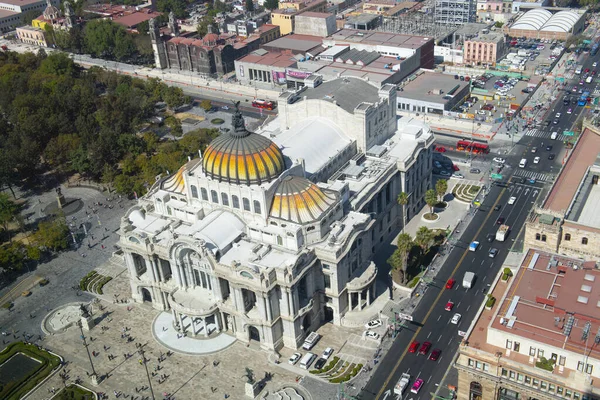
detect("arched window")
[253,200,261,215]
[535,233,541,241]
[221,193,229,206]
[243,197,251,211]
[470,382,483,400]
[564,233,571,241]
[211,190,218,203]
[541,234,547,242]
[201,188,208,201]
[191,185,199,198]
[582,237,589,245]
[232,195,240,209]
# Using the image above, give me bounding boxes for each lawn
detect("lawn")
[55,384,96,399]
[0,342,61,400]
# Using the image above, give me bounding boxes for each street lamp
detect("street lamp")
[138,346,156,400]
[76,321,98,384]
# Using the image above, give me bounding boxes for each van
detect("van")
[519,159,527,168]
[299,352,316,369]
[302,332,320,350]
[550,131,558,140]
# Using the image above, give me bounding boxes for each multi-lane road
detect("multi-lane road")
[362,51,599,400]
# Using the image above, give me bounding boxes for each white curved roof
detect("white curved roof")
[511,9,552,31]
[541,10,579,32]
[511,8,579,32]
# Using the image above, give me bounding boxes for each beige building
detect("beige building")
[456,249,600,400]
[16,25,47,46]
[463,32,505,67]
[524,119,600,262]
[270,0,327,35]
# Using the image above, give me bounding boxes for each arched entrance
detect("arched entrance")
[302,313,312,333]
[141,288,152,302]
[323,306,334,323]
[248,326,260,342]
[470,381,483,400]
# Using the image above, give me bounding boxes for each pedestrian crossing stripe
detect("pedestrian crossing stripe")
[524,129,568,141]
[513,169,553,182]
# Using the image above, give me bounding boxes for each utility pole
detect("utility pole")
[77,321,98,385]
[138,346,156,400]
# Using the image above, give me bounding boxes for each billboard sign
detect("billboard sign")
[286,69,312,80]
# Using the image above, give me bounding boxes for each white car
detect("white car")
[451,173,465,179]
[451,313,461,324]
[365,319,382,330]
[594,62,598,67]
[493,157,506,164]
[322,347,334,360]
[555,112,561,119]
[533,156,540,164]
[289,352,302,365]
[508,196,516,205]
[365,331,380,340]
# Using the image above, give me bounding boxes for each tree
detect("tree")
[425,189,437,215]
[435,179,448,202]
[494,21,504,28]
[397,192,409,233]
[246,0,255,13]
[0,193,19,241]
[414,226,433,256]
[83,19,136,61]
[165,116,183,137]
[44,134,81,170]
[32,217,70,252]
[263,0,279,10]
[0,242,26,272]
[388,233,413,284]
[200,99,212,112]
[197,16,217,37]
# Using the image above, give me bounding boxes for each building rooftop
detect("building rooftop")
[453,22,491,37]
[262,34,324,53]
[397,72,469,104]
[300,77,381,113]
[113,10,162,28]
[544,128,600,214]
[326,29,433,50]
[466,32,504,43]
[297,11,331,18]
[0,0,42,6]
[345,13,381,25]
[238,50,297,68]
[0,9,18,18]
[465,249,600,382]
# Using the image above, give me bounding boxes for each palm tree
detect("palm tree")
[397,192,409,233]
[435,179,448,203]
[425,189,437,215]
[415,226,434,257]
[388,233,413,284]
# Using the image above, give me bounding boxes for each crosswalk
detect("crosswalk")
[594,88,600,96]
[513,169,554,183]
[524,129,569,141]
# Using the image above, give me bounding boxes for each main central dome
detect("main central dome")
[202,106,285,185]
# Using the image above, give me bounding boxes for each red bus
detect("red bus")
[252,99,275,110]
[456,140,490,154]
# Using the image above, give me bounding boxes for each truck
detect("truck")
[496,225,510,242]
[394,373,411,395]
[576,65,583,75]
[463,272,475,289]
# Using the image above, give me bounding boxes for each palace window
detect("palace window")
[243,197,251,211]
[211,190,218,203]
[201,188,208,201]
[221,192,229,206]
[232,195,240,209]
[191,185,198,198]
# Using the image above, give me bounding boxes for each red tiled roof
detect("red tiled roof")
[112,11,162,28]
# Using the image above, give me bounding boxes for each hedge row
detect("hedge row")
[486,295,496,308]
[309,356,339,374]
[329,363,364,383]
[79,271,98,291]
[96,276,113,295]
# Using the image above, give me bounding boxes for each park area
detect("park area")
[0,342,61,399]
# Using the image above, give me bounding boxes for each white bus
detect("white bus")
[299,352,316,369]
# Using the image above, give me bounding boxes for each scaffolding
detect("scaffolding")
[377,11,456,39]
[434,0,476,26]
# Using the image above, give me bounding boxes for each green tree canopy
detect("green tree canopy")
[264,0,279,10]
[388,233,413,284]
[83,19,136,61]
[414,226,433,256]
[32,216,70,252]
[435,179,448,202]
[425,189,437,214]
[0,193,19,240]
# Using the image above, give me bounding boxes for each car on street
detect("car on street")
[494,205,501,211]
[553,119,559,125]
[365,331,380,340]
[429,349,442,361]
[534,156,540,164]
[451,313,462,324]
[594,62,598,67]
[418,341,432,355]
[531,147,537,153]
[445,278,455,289]
[314,358,327,370]
[411,379,424,394]
[408,341,420,353]
[470,168,481,174]
[529,178,536,184]
[469,241,480,251]
[452,164,460,171]
[482,104,494,111]
[435,146,447,152]
[489,248,499,258]
[508,196,516,205]
[585,68,590,73]
[546,145,553,151]
[493,157,506,164]
[548,153,556,160]
[567,108,573,114]
[440,170,451,177]
[322,347,334,360]
[365,319,382,330]
[486,233,494,242]
[289,352,302,365]
[451,173,464,179]
[445,301,454,311]
[555,112,561,119]
[496,216,505,225]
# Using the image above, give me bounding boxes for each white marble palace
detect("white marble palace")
[119,77,434,351]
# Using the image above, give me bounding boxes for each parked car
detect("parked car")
[365,319,382,330]
[365,331,380,340]
[314,358,327,370]
[469,168,481,174]
[322,347,334,360]
[451,173,464,179]
[289,352,302,365]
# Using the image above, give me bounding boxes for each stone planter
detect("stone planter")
[421,213,440,223]
[245,382,261,398]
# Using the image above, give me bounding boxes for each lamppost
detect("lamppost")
[138,346,156,400]
[76,321,98,385]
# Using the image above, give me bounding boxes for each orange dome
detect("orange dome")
[269,176,336,224]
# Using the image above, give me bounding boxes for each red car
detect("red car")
[452,164,460,171]
[446,278,455,289]
[419,341,432,355]
[408,341,420,353]
[435,146,447,153]
[445,301,454,311]
[429,348,442,361]
[585,68,590,74]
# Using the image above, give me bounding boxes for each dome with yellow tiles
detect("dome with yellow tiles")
[270,176,337,224]
[202,108,285,185]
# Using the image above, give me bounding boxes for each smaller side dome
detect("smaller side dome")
[270,176,337,224]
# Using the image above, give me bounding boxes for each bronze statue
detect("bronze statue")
[243,367,255,384]
[231,101,246,134]
[79,303,89,318]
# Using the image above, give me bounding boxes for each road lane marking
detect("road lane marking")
[374,187,507,399]
[481,260,485,265]
[448,337,453,345]
[427,376,432,384]
[467,305,471,312]
[437,315,441,321]
[427,331,432,339]
[457,302,461,307]
[438,334,443,342]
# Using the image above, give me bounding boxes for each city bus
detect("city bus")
[456,140,490,154]
[578,91,590,106]
[251,99,275,110]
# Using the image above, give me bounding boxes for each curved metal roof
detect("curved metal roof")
[269,176,336,224]
[541,10,579,32]
[511,9,552,31]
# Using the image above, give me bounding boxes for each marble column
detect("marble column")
[348,291,352,311]
[154,258,164,283]
[358,291,363,311]
[285,290,292,315]
[212,276,222,300]
[265,293,273,321]
[125,252,137,277]
[190,317,196,336]
[281,289,290,316]
[258,295,268,321]
[172,261,182,286]
[172,309,178,327]
[214,314,221,333]
[367,286,372,306]
[292,288,299,314]
[146,257,157,282]
[179,313,185,333]
[202,318,208,337]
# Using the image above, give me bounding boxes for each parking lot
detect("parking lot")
[503,38,564,76]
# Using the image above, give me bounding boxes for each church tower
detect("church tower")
[168,11,179,37]
[63,1,74,28]
[149,18,168,69]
